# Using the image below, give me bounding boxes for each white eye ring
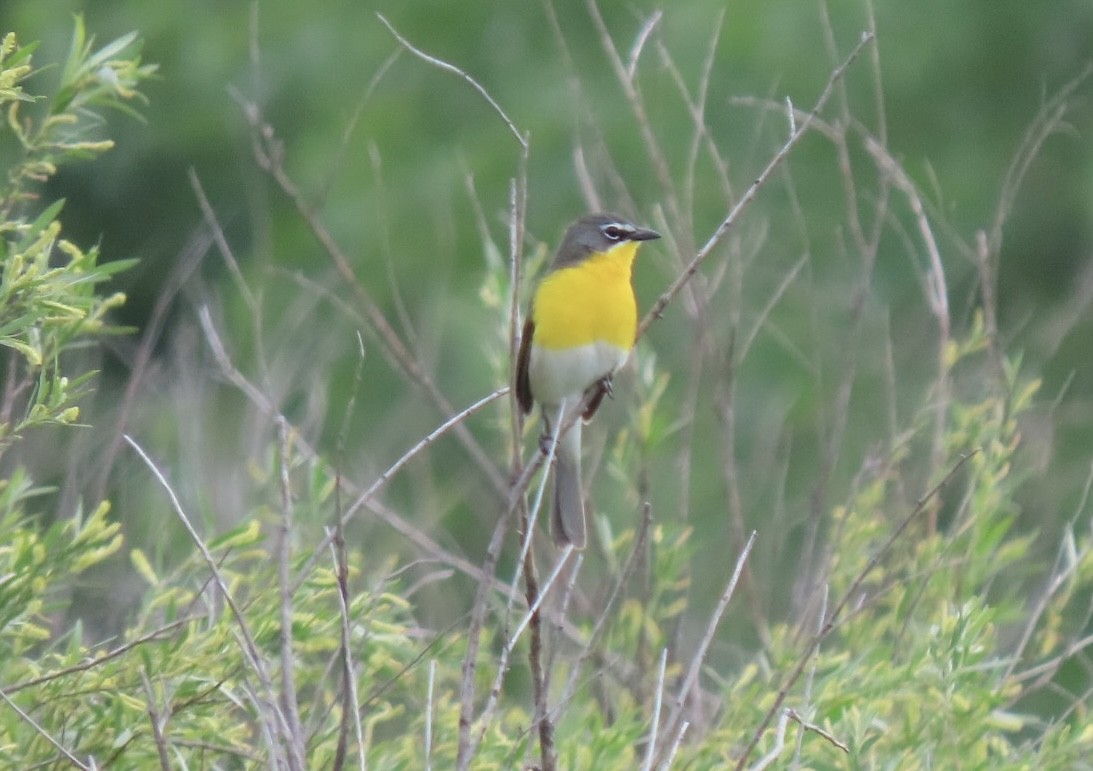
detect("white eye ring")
[602,224,626,241]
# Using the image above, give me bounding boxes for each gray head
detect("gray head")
[551,213,661,269]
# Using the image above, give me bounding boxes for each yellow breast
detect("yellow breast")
[531,241,638,350]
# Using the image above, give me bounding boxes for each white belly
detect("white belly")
[528,341,630,408]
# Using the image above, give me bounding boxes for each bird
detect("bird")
[515,213,661,548]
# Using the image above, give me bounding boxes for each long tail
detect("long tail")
[551,419,586,549]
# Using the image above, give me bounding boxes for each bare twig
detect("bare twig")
[636,31,875,342]
[585,0,680,225]
[524,546,557,771]
[330,537,366,771]
[789,708,849,754]
[660,531,756,759]
[456,512,512,771]
[196,306,506,595]
[553,503,654,716]
[376,14,527,150]
[471,548,577,760]
[140,668,173,771]
[659,721,689,771]
[641,647,669,771]
[1,618,190,694]
[753,707,849,771]
[275,417,306,768]
[425,660,437,771]
[0,687,92,770]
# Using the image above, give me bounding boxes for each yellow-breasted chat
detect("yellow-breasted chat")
[515,213,661,549]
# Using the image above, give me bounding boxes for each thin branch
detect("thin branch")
[636,31,875,343]
[524,545,556,771]
[1,618,190,694]
[788,709,849,754]
[455,512,512,771]
[553,502,654,716]
[0,686,92,770]
[641,647,669,771]
[140,668,173,771]
[425,660,437,771]
[276,417,306,769]
[469,549,577,765]
[330,537,367,771]
[658,721,689,771]
[376,14,527,150]
[660,531,756,759]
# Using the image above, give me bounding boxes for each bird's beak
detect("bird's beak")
[630,227,661,242]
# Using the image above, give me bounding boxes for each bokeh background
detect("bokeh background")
[2,0,1092,651]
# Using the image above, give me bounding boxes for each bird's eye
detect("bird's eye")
[602,224,624,241]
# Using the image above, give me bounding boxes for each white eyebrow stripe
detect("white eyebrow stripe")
[601,222,633,237]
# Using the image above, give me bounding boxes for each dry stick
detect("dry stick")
[330,537,367,771]
[636,31,875,345]
[0,687,91,770]
[139,668,172,771]
[374,10,534,576]
[641,647,670,771]
[456,512,512,771]
[551,503,654,720]
[655,17,730,528]
[317,47,403,210]
[332,332,367,771]
[471,547,577,760]
[656,13,733,231]
[985,64,1091,260]
[275,417,306,770]
[506,401,564,618]
[425,660,438,771]
[658,531,756,763]
[512,414,560,771]
[659,721,689,771]
[124,435,294,770]
[733,450,979,770]
[524,547,557,771]
[977,67,1090,375]
[755,706,850,770]
[377,14,527,149]
[1,618,190,694]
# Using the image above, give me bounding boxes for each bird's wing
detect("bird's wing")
[515,317,535,414]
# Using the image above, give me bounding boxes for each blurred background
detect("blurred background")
[1,0,1091,651]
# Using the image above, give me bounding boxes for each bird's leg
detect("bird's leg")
[581,374,614,421]
[538,413,555,456]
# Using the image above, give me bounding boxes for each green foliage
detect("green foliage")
[0,20,149,454]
